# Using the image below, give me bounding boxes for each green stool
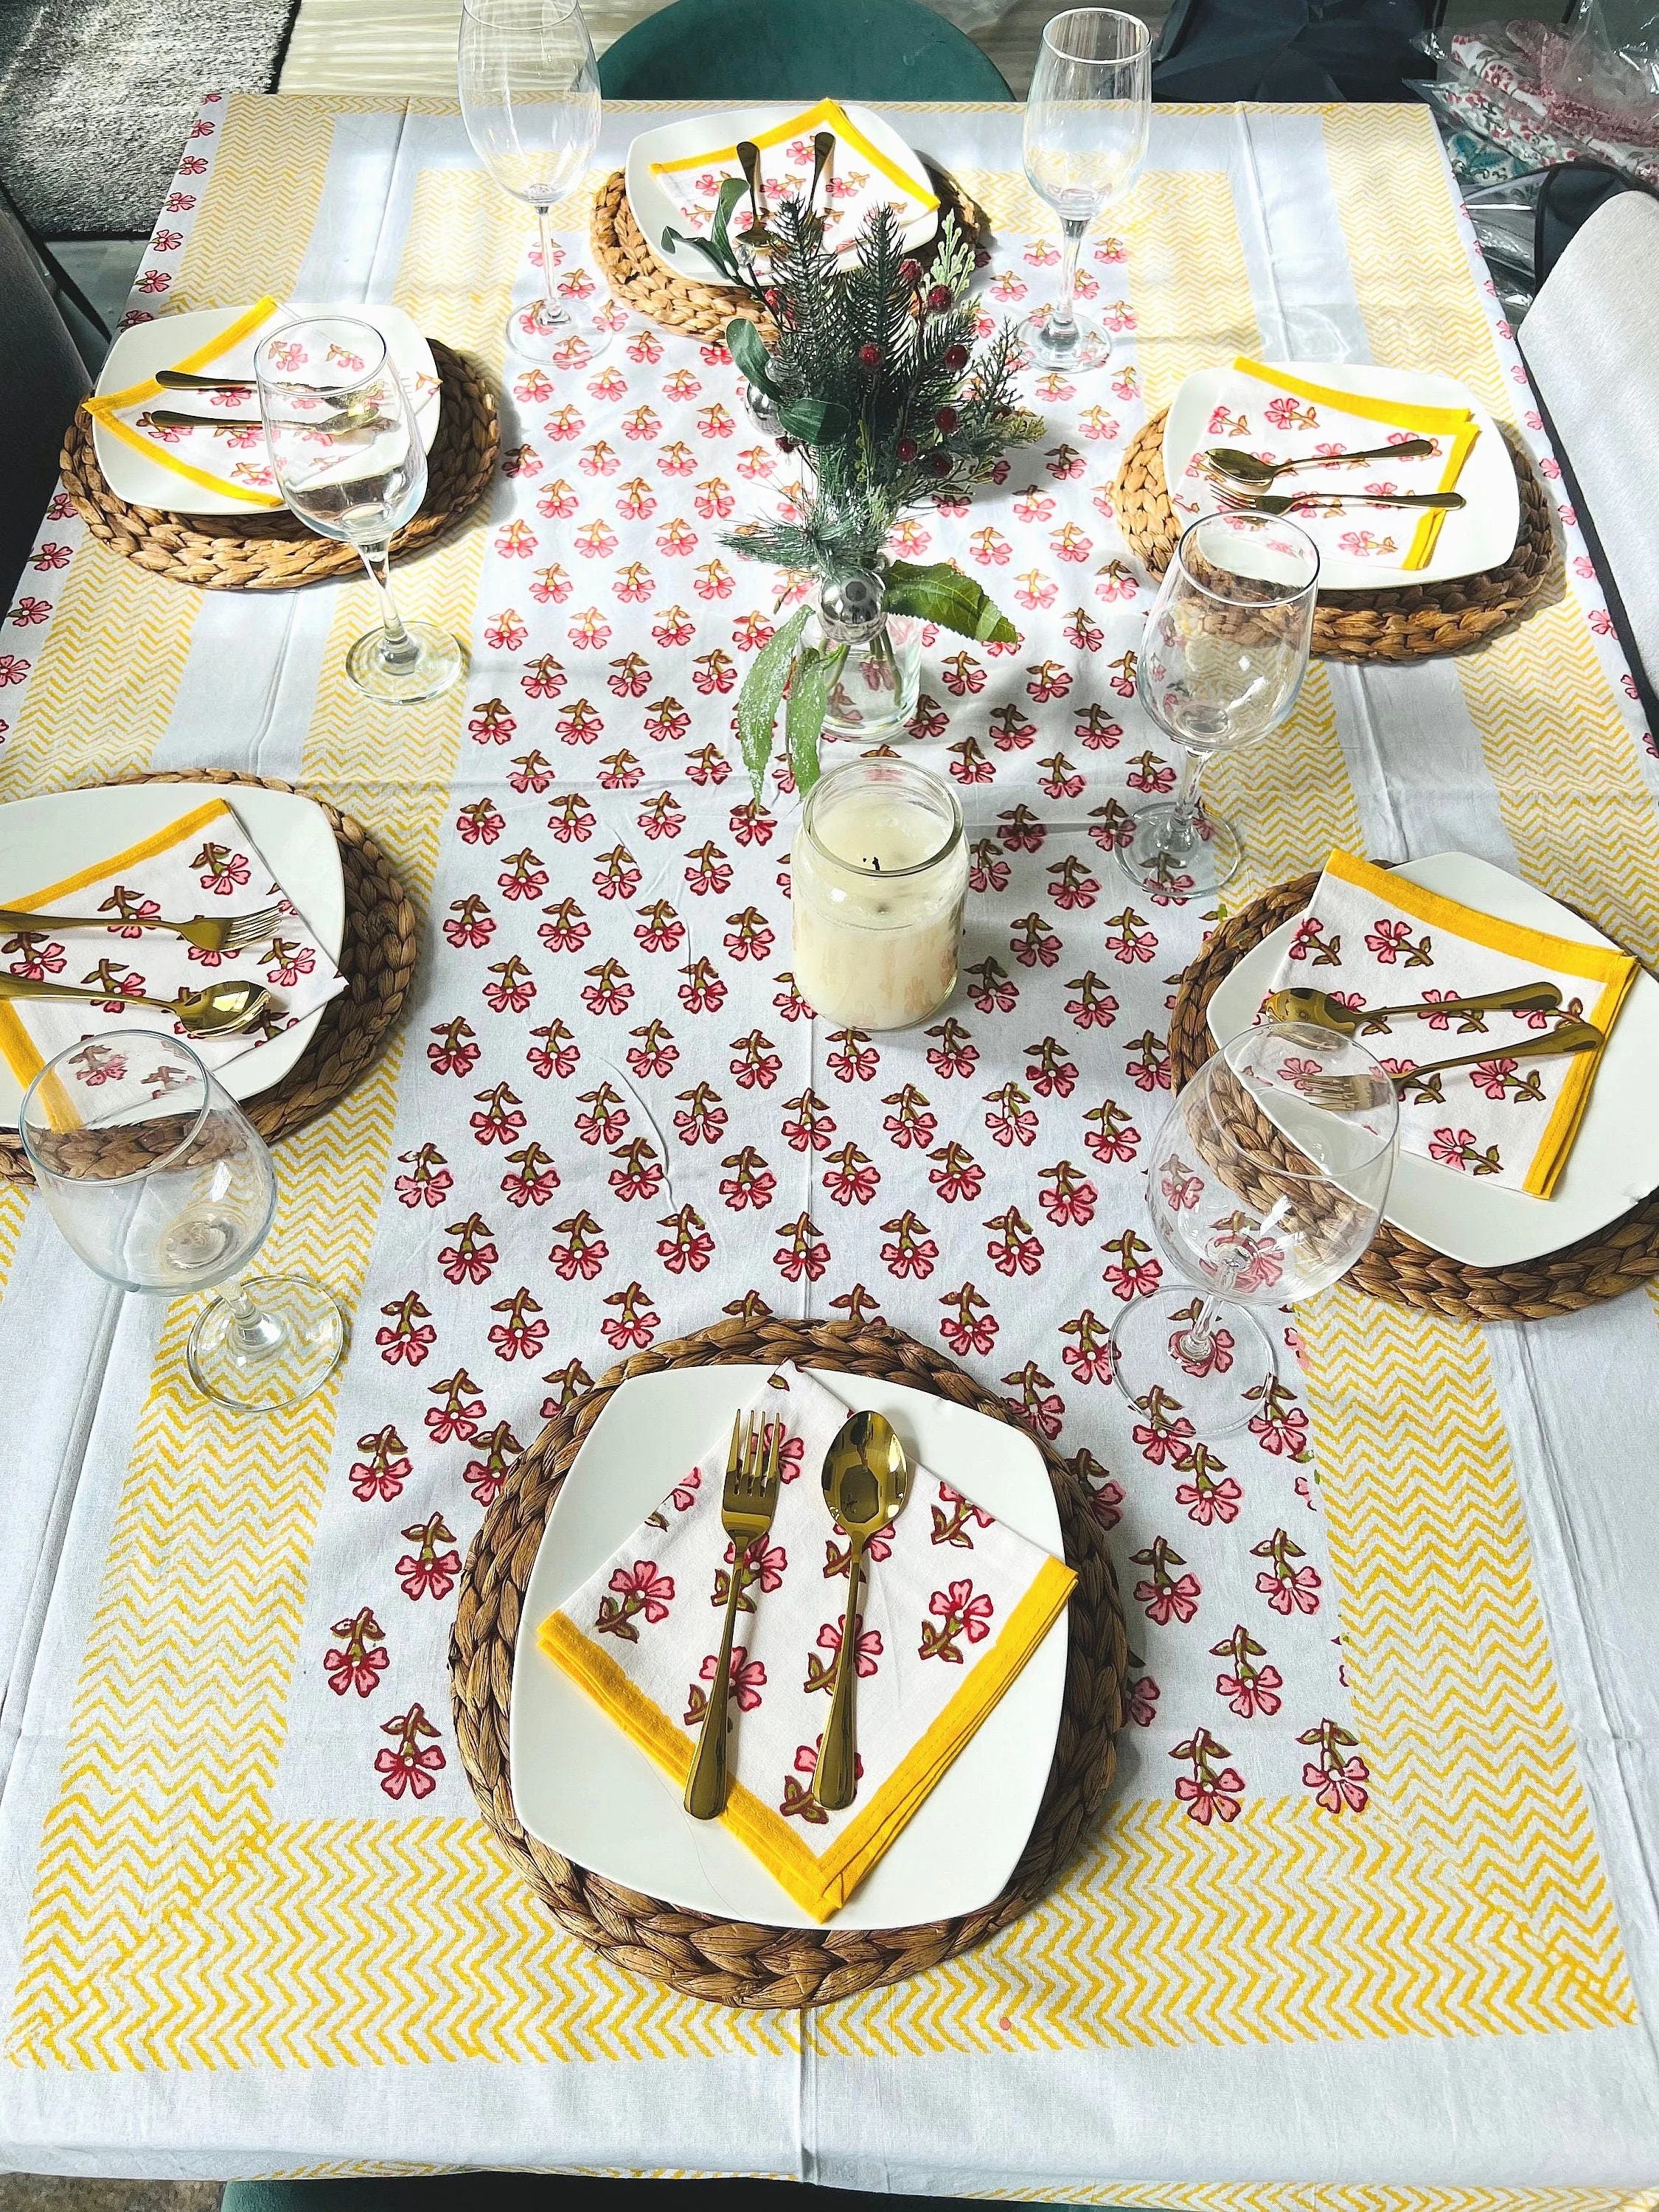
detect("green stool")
[597,0,1014,101]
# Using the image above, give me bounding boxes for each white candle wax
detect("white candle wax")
[792,765,967,1032]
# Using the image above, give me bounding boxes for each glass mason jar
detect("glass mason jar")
[791,759,966,1032]
[810,571,923,742]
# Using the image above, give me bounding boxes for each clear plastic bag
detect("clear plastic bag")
[1552,0,1659,140]
[1413,18,1659,179]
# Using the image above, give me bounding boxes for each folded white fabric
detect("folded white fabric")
[0,796,346,1091]
[538,1363,1074,1921]
[1265,850,1636,1196]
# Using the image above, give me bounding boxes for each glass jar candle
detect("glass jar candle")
[792,759,967,1031]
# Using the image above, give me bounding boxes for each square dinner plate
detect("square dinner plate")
[0,782,346,1130]
[91,302,442,517]
[1207,851,1659,1268]
[1163,363,1521,591]
[625,105,937,288]
[510,1363,1070,1929]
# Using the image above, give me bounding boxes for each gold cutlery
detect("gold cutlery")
[1203,437,1436,487]
[815,1411,911,1813]
[1300,1018,1603,1107]
[805,129,835,220]
[1269,981,1563,1034]
[735,139,771,247]
[1215,486,1466,515]
[0,974,276,1037]
[154,370,253,391]
[684,1410,782,1820]
[0,902,283,955]
[147,406,391,436]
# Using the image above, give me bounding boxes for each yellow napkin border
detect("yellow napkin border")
[83,297,285,509]
[539,1552,1074,1922]
[0,797,234,1091]
[1324,849,1637,1198]
[649,97,939,217]
[1230,358,1478,571]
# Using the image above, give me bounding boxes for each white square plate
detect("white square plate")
[1207,852,1659,1268]
[1164,363,1522,591]
[625,105,937,288]
[0,782,346,1130]
[92,302,442,517]
[510,1362,1070,1929]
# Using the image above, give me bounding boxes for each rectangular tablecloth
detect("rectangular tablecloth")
[1,92,1658,2200]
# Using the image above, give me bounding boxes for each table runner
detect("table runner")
[0,93,1657,2197]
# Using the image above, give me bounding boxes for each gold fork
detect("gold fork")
[1212,484,1466,517]
[684,1411,782,1820]
[1298,1018,1603,1108]
[0,903,284,955]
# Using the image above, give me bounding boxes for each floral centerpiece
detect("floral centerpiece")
[669,183,1040,798]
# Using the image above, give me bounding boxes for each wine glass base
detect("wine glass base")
[187,1274,349,1412]
[1109,1290,1279,1440]
[1120,800,1242,900]
[1017,306,1113,372]
[345,619,465,705]
[507,300,611,367]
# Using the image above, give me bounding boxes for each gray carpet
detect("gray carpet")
[0,0,299,237]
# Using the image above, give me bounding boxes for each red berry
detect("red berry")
[926,284,953,311]
[860,343,881,367]
[777,434,798,453]
[930,453,952,477]
[935,405,959,435]
[944,342,969,370]
[900,258,922,284]
[897,437,918,464]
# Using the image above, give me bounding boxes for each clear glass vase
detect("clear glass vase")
[811,574,923,742]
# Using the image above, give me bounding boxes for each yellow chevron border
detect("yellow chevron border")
[976,2191,1659,2212]
[0,1185,29,1307]
[1,139,1634,2076]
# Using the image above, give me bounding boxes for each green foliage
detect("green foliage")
[735,607,810,801]
[883,559,1019,644]
[784,647,836,799]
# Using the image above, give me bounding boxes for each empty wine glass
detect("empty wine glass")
[21,1032,349,1411]
[1124,510,1319,900]
[459,0,610,368]
[1021,8,1151,372]
[255,316,464,705]
[1110,1021,1397,1437]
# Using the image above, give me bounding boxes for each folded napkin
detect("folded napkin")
[648,98,938,261]
[0,796,347,1092]
[539,1364,1074,1921]
[1172,357,1481,571]
[1266,850,1637,1196]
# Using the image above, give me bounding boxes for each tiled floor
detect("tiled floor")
[0,2184,222,2212]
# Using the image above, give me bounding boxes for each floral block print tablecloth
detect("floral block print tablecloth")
[0,91,1657,2207]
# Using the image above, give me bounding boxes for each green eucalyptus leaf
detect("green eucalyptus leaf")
[710,175,748,265]
[735,606,810,803]
[785,644,835,798]
[777,396,851,445]
[726,317,777,394]
[883,558,1018,644]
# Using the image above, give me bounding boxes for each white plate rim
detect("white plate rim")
[509,1360,1070,1929]
[1162,361,1521,591]
[0,782,346,1130]
[1206,851,1659,1267]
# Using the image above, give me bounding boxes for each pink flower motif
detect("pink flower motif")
[1136,1571,1201,1626]
[609,1559,675,1621]
[1174,1769,1245,1824]
[1178,1474,1242,1525]
[1217,1664,1281,1718]
[1257,1562,1322,1616]
[1364,917,1412,962]
[698,1643,766,1711]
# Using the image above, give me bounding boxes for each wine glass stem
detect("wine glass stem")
[536,204,563,327]
[1051,217,1086,339]
[1177,1292,1222,1359]
[356,540,417,665]
[220,1277,285,1357]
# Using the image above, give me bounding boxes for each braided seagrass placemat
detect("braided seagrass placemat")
[592,163,992,344]
[450,1313,1125,2008]
[1167,872,1659,1320]
[59,340,498,591]
[0,768,417,1184]
[1112,411,1554,663]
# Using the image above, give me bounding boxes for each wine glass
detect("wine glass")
[1110,1021,1397,1438]
[1123,510,1319,900]
[1020,8,1151,372]
[21,1032,349,1411]
[459,0,610,368]
[255,316,464,706]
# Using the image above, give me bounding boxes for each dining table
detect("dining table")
[1,84,1658,2198]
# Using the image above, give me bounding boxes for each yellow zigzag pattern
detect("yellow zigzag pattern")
[1122,171,1259,418]
[1208,665,1365,905]
[0,1185,29,1308]
[978,2189,1659,2212]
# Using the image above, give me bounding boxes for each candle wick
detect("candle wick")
[870,856,881,872]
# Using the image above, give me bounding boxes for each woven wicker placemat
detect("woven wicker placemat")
[592,163,992,344]
[1,768,417,1185]
[1167,872,1659,1319]
[451,1313,1126,2008]
[1112,410,1555,662]
[59,339,498,591]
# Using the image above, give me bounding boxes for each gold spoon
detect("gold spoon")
[1204,437,1437,487]
[1268,981,1562,1034]
[815,1411,912,1812]
[735,139,771,247]
[0,974,276,1036]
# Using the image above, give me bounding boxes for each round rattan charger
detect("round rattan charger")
[59,340,498,591]
[1112,411,1554,662]
[1167,873,1659,1320]
[451,1313,1126,2008]
[592,163,992,344]
[0,768,417,1186]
